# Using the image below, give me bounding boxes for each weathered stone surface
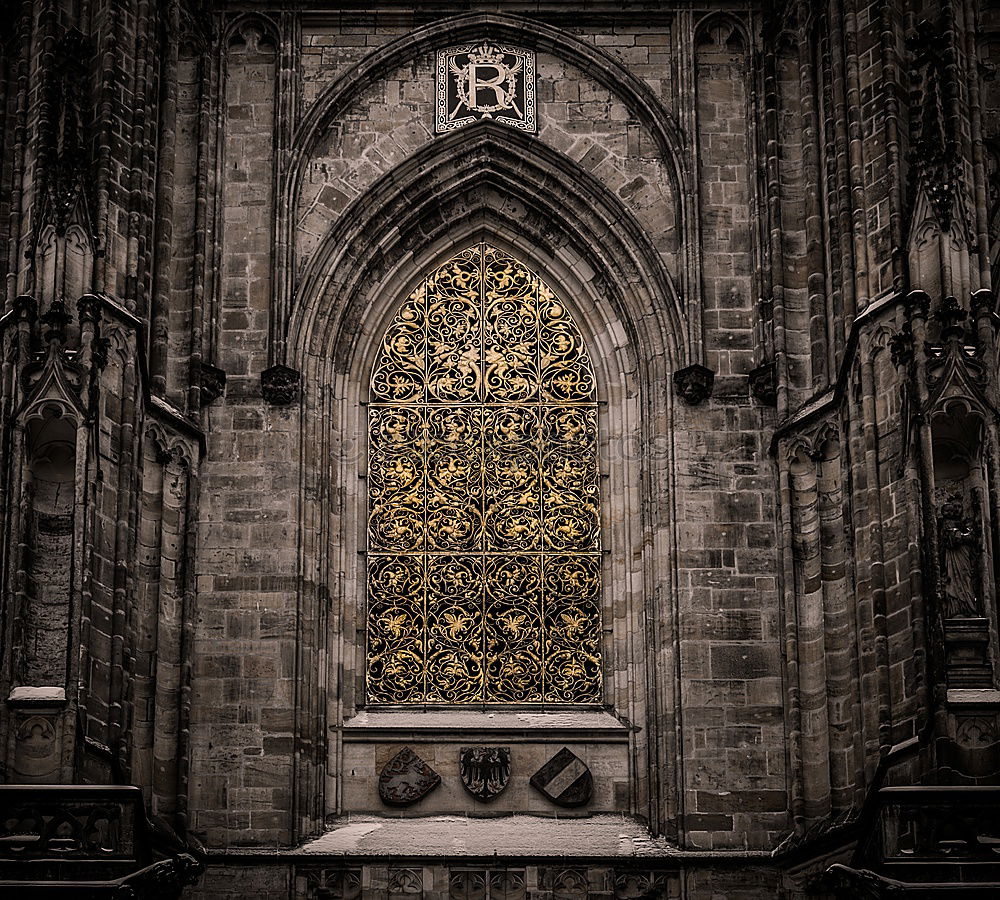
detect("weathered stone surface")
[2,3,999,898]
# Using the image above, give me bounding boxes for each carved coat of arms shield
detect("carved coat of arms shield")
[378,746,441,807]
[459,746,511,801]
[529,746,593,807]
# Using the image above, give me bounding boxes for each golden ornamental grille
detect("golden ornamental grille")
[366,243,602,704]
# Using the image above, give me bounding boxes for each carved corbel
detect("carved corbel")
[8,295,37,367]
[260,363,300,405]
[13,294,37,324]
[197,361,226,407]
[889,324,915,369]
[907,289,932,322]
[673,364,714,405]
[749,360,777,406]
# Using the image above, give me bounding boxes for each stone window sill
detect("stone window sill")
[338,708,630,742]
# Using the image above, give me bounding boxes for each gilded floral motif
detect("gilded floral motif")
[367,244,601,703]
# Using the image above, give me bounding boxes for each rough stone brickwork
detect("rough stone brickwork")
[2,2,1000,899]
[674,398,785,848]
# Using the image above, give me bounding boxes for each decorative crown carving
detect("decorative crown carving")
[469,42,505,66]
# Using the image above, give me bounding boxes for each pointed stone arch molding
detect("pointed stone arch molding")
[221,11,281,50]
[289,12,685,190]
[275,11,691,365]
[693,10,752,47]
[286,142,684,840]
[287,121,684,374]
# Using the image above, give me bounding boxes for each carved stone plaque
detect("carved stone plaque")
[378,746,441,807]
[529,746,593,807]
[436,44,536,133]
[459,746,511,801]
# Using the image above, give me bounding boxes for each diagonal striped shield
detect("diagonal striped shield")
[529,746,593,807]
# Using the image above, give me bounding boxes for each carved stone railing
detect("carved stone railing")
[0,785,202,898]
[825,785,1000,895]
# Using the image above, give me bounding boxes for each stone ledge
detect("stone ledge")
[339,709,630,742]
[296,813,675,857]
[7,686,66,706]
[946,688,1000,706]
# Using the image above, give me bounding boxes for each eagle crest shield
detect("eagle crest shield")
[459,746,511,801]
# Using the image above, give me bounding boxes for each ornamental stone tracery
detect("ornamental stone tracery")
[365,243,602,704]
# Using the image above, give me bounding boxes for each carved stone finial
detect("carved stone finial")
[40,29,92,234]
[748,360,777,406]
[198,361,226,407]
[40,300,71,345]
[260,364,300,405]
[908,19,960,230]
[673,364,715,405]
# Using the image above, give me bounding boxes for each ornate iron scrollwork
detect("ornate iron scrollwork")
[366,243,602,704]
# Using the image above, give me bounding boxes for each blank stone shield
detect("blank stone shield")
[529,747,593,807]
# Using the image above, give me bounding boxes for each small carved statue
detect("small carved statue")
[939,499,981,618]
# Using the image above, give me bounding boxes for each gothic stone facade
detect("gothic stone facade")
[1,1,999,898]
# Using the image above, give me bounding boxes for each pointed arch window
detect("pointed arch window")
[366,243,602,704]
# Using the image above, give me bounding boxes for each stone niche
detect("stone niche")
[341,710,630,816]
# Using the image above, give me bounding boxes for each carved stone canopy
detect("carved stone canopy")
[673,364,715,405]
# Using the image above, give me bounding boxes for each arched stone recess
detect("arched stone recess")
[133,413,200,825]
[275,12,692,364]
[214,13,281,386]
[0,302,97,786]
[289,123,683,370]
[691,12,758,378]
[285,126,685,840]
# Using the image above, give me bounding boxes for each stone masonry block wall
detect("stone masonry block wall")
[186,20,297,846]
[695,16,756,386]
[673,396,785,848]
[294,45,679,290]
